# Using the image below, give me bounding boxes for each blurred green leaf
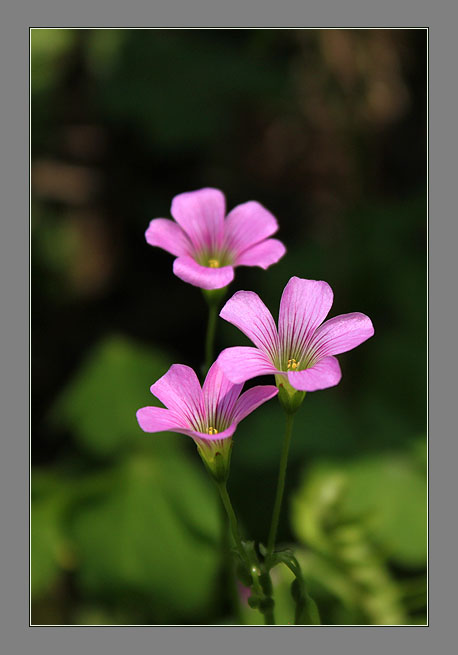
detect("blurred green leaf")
[70,448,220,621]
[292,464,348,552]
[297,549,362,614]
[31,498,63,598]
[291,462,411,624]
[50,335,172,458]
[31,473,75,598]
[292,449,426,568]
[73,606,118,625]
[410,436,427,473]
[342,452,427,567]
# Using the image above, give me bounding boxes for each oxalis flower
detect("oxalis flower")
[145,187,286,290]
[217,277,374,410]
[136,361,278,481]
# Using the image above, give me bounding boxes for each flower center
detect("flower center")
[207,426,218,435]
[287,358,300,370]
[207,258,220,268]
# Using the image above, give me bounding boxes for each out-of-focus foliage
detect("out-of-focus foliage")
[290,443,426,624]
[32,28,426,624]
[32,335,221,624]
[70,449,220,620]
[50,335,171,457]
[31,472,70,598]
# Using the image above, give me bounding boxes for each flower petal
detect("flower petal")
[219,291,278,358]
[235,238,286,269]
[224,200,279,256]
[217,346,279,384]
[136,406,189,434]
[231,385,278,424]
[145,218,191,257]
[287,356,342,391]
[307,312,375,359]
[278,277,334,360]
[173,255,234,290]
[203,361,243,428]
[170,187,226,254]
[150,364,205,430]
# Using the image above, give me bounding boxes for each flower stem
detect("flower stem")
[217,481,245,556]
[217,481,275,625]
[218,494,243,623]
[202,286,228,375]
[204,301,218,374]
[266,412,295,560]
[263,609,275,625]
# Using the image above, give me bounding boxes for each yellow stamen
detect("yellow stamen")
[208,426,218,435]
[287,358,300,370]
[208,258,220,268]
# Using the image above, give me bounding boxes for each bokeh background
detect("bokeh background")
[31,28,427,625]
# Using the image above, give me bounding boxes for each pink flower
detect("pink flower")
[217,277,374,392]
[136,361,278,478]
[145,188,286,290]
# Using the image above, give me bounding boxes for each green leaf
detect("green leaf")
[50,335,172,458]
[31,498,62,597]
[70,447,220,620]
[294,590,321,625]
[341,453,427,567]
[292,449,427,567]
[273,551,321,625]
[291,467,409,624]
[31,474,75,598]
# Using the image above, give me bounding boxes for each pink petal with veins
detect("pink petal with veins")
[171,187,226,254]
[217,346,279,384]
[219,291,278,358]
[224,200,279,256]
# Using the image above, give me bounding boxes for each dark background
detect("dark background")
[31,28,426,625]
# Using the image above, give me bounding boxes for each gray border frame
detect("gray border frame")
[3,3,452,652]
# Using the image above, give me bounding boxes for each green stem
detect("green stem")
[217,481,245,556]
[258,413,295,625]
[263,605,275,625]
[217,481,275,625]
[204,302,218,374]
[218,494,243,623]
[266,412,295,560]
